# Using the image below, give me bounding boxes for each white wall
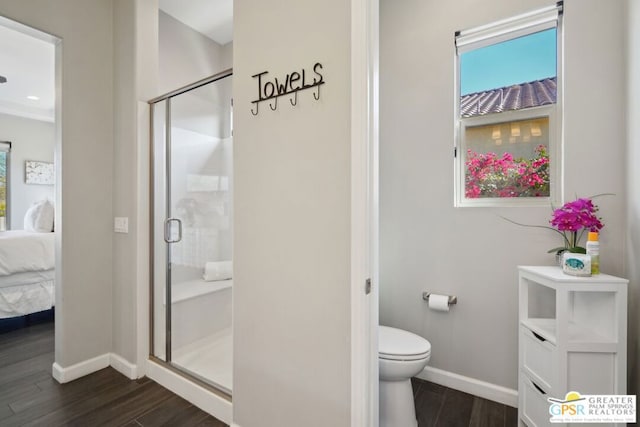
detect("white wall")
[233,0,352,425]
[159,10,232,94]
[0,113,54,228]
[380,0,627,392]
[0,0,114,368]
[626,0,640,396]
[112,0,158,368]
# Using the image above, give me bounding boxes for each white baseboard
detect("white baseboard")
[52,353,110,384]
[416,366,518,408]
[52,353,139,383]
[146,359,232,424]
[110,353,138,379]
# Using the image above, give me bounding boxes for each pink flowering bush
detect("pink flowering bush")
[465,145,549,198]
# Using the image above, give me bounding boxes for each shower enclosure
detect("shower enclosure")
[150,70,233,395]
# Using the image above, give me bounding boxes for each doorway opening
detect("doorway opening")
[0,16,60,336]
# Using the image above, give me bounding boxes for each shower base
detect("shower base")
[173,327,233,394]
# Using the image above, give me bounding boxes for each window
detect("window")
[0,142,9,231]
[454,4,562,207]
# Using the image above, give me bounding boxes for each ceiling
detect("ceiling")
[0,24,55,122]
[0,2,232,124]
[159,0,234,45]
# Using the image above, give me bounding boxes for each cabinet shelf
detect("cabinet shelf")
[520,318,556,344]
[521,318,618,348]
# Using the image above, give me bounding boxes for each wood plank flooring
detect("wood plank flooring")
[412,378,518,427]
[0,321,227,426]
[1,321,517,426]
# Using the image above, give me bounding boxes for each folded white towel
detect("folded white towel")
[203,261,232,282]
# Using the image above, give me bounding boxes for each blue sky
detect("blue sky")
[460,28,556,95]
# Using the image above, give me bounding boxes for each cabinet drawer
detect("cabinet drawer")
[521,326,555,390]
[520,373,553,427]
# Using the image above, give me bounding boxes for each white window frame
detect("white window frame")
[454,3,563,208]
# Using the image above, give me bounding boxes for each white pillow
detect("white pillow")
[23,203,39,231]
[24,200,54,232]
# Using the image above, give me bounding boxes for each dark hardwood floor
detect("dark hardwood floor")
[0,321,227,426]
[412,377,518,427]
[1,321,517,426]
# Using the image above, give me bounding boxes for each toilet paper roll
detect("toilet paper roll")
[428,294,450,312]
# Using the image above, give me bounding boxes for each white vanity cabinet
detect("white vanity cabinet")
[517,266,628,427]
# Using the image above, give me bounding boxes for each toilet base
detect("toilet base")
[380,378,418,427]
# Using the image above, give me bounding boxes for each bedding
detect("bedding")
[0,269,54,288]
[0,230,56,319]
[0,230,55,276]
[0,280,54,318]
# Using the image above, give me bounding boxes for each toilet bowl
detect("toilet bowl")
[379,325,431,427]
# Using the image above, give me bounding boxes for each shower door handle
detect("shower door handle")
[164,218,183,243]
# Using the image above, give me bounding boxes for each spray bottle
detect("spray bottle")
[586,232,600,275]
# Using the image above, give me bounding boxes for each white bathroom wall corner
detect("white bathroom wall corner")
[52,354,111,384]
[109,353,139,380]
[51,352,139,384]
[625,0,640,397]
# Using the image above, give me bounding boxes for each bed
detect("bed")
[0,230,55,323]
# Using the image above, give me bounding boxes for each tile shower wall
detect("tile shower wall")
[170,128,233,267]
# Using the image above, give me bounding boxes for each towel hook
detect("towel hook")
[269,97,278,111]
[251,102,259,116]
[313,84,321,101]
[290,91,298,106]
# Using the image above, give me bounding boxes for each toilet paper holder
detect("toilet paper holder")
[422,292,457,306]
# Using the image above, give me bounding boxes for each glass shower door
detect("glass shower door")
[151,72,233,394]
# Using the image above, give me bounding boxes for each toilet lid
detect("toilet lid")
[379,326,431,361]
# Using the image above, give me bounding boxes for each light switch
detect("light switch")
[114,217,129,233]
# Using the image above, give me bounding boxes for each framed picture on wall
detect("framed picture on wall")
[25,160,54,185]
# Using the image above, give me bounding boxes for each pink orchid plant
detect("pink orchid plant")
[547,197,604,254]
[502,195,608,255]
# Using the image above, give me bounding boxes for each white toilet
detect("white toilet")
[379,325,431,427]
